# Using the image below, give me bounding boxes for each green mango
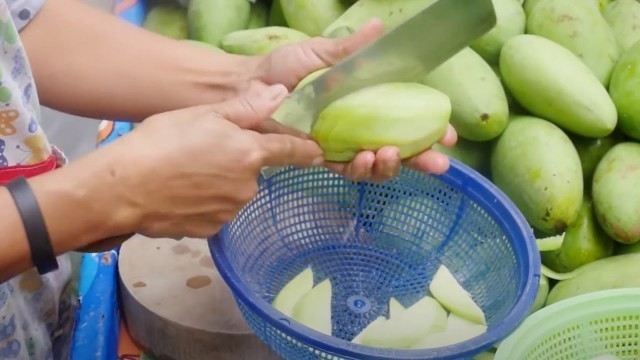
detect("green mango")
[143,4,189,40]
[247,1,269,29]
[432,138,491,177]
[490,65,525,114]
[499,34,617,138]
[529,274,549,314]
[593,142,640,244]
[469,0,526,65]
[526,0,620,86]
[541,196,615,273]
[570,132,623,188]
[602,0,640,52]
[280,0,348,36]
[181,39,225,52]
[491,116,583,234]
[221,26,310,56]
[609,40,640,141]
[422,48,509,142]
[188,0,251,46]
[268,0,288,26]
[311,83,451,162]
[323,0,438,37]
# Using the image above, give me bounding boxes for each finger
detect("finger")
[252,132,324,168]
[438,124,458,148]
[371,146,401,182]
[405,150,451,175]
[212,84,289,129]
[303,18,385,67]
[255,118,312,139]
[340,151,376,181]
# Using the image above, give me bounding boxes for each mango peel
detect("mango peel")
[310,83,451,162]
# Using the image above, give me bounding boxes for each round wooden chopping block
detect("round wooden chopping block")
[118,234,281,360]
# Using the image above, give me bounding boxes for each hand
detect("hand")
[253,19,458,183]
[109,85,323,239]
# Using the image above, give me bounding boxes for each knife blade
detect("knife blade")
[264,0,496,178]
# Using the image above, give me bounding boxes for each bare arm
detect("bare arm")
[0,145,133,282]
[19,0,261,122]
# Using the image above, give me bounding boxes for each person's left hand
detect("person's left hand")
[251,18,458,183]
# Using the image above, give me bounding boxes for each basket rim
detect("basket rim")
[494,287,640,359]
[209,160,541,359]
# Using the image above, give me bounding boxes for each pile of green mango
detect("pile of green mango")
[142,0,640,336]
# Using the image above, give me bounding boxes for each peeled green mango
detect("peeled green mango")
[470,0,526,65]
[188,0,251,46]
[500,34,617,138]
[603,0,640,51]
[422,48,509,142]
[268,0,288,26]
[143,4,189,40]
[593,142,640,244]
[570,132,624,188]
[181,39,225,52]
[526,0,620,86]
[311,83,451,162]
[523,0,542,14]
[323,0,438,37]
[541,196,615,273]
[525,0,601,15]
[432,138,491,177]
[221,26,310,56]
[491,116,583,234]
[529,274,549,314]
[247,1,269,29]
[280,0,348,36]
[609,40,640,141]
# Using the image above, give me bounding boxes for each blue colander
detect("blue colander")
[209,160,540,359]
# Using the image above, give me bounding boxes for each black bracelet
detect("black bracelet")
[5,176,58,275]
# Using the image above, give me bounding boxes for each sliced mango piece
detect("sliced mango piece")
[388,297,404,319]
[429,265,486,325]
[412,312,487,349]
[291,278,332,335]
[352,296,447,349]
[272,267,313,317]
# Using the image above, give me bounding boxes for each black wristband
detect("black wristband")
[5,176,59,275]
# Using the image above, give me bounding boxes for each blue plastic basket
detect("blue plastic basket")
[209,161,540,360]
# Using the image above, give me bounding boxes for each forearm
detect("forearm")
[0,147,132,281]
[20,0,262,122]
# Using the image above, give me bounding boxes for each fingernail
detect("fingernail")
[265,84,289,101]
[313,156,325,166]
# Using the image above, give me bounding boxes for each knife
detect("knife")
[263,0,497,178]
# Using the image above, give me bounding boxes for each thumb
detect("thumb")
[312,18,384,65]
[251,132,324,168]
[212,84,289,129]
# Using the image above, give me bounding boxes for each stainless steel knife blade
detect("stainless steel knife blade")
[263,0,496,178]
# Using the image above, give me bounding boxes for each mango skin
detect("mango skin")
[491,116,584,234]
[188,0,250,46]
[422,48,509,142]
[603,0,640,52]
[280,0,348,36]
[546,253,640,305]
[470,0,526,65]
[247,1,269,29]
[294,68,330,91]
[609,40,640,141]
[526,0,620,86]
[143,4,189,40]
[221,26,310,56]
[541,196,615,273]
[592,142,640,244]
[311,83,451,162]
[500,34,617,138]
[323,0,438,37]
[268,0,288,26]
[570,132,624,188]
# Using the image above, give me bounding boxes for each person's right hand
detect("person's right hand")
[106,84,323,240]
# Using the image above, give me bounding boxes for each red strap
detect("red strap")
[0,155,58,186]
